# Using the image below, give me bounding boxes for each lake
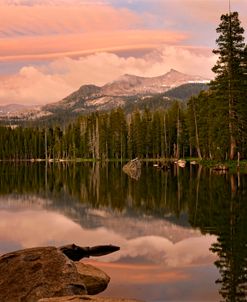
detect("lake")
[0,161,246,302]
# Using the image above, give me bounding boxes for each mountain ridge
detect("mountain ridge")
[0,69,209,124]
[100,68,207,96]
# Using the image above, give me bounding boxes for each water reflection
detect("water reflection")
[190,172,247,302]
[0,162,247,301]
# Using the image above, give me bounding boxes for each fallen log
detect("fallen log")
[59,244,120,261]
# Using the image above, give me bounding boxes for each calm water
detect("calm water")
[0,162,247,302]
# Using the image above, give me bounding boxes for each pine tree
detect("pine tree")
[211,11,247,159]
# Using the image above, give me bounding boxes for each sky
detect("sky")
[0,0,247,106]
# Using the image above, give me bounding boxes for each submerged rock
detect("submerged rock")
[0,246,111,302]
[123,158,141,180]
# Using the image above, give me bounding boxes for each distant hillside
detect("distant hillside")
[0,70,209,125]
[124,82,208,113]
[164,83,209,100]
[0,104,29,115]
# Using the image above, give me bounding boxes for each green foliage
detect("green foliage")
[210,11,247,159]
[0,105,189,160]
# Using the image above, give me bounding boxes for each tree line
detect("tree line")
[0,11,247,161]
[0,105,185,160]
[0,99,245,161]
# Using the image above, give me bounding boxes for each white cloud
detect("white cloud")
[0,46,216,105]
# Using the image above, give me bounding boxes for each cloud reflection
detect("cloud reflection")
[0,196,220,301]
[0,198,216,270]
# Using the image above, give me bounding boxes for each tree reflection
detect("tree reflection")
[190,171,247,301]
[0,161,190,217]
[0,162,247,300]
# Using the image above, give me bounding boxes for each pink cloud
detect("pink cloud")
[0,0,225,106]
[162,0,247,27]
[0,3,189,62]
[0,30,187,62]
[0,4,140,37]
[0,46,215,105]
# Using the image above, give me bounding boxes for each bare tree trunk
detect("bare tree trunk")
[194,164,202,224]
[229,114,236,160]
[95,116,100,160]
[192,98,202,159]
[164,114,168,158]
[176,106,180,159]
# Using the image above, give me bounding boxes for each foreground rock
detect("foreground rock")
[123,158,141,180]
[75,262,110,295]
[0,246,110,302]
[39,296,142,302]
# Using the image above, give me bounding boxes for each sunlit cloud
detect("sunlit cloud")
[0,4,140,39]
[0,46,215,105]
[149,0,247,24]
[0,0,110,6]
[0,0,245,106]
[0,1,188,64]
[0,30,187,62]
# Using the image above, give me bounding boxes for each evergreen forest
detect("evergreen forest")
[0,11,247,161]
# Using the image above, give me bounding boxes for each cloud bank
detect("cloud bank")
[2,0,243,106]
[0,2,187,62]
[0,46,216,105]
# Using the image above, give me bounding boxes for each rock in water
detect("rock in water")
[123,158,141,180]
[0,246,110,301]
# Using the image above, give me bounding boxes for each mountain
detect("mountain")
[163,82,209,100]
[0,69,209,124]
[0,104,29,115]
[101,69,207,96]
[41,69,208,119]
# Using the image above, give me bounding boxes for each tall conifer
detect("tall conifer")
[210,11,247,159]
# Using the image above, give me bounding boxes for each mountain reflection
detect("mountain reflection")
[0,162,247,301]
